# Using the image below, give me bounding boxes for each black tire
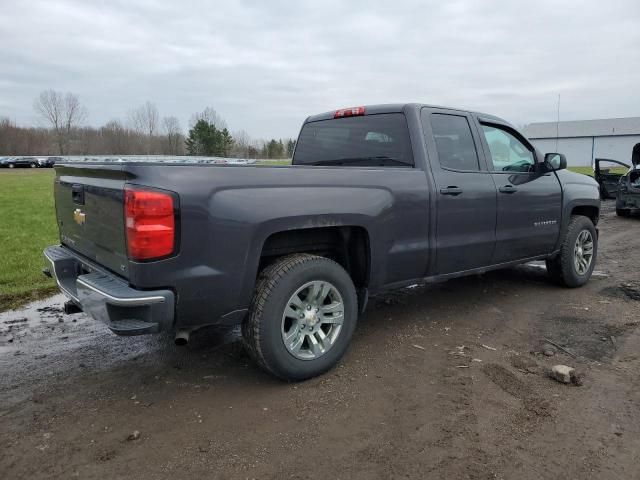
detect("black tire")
[616,208,630,217]
[242,254,358,381]
[545,215,597,288]
[8,163,15,169]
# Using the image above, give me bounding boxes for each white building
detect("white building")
[522,117,640,167]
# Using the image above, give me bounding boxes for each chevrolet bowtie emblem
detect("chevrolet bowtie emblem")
[73,208,86,225]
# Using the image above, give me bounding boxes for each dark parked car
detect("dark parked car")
[615,143,640,217]
[0,156,39,168]
[593,143,640,216]
[37,156,62,168]
[44,104,601,380]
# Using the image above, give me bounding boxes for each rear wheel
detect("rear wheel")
[8,163,14,169]
[242,254,358,381]
[616,208,630,217]
[30,163,37,168]
[546,215,597,287]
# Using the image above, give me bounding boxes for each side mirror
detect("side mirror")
[544,153,567,171]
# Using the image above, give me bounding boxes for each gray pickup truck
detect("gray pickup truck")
[44,104,601,380]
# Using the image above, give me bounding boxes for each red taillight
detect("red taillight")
[334,106,365,118]
[124,187,175,261]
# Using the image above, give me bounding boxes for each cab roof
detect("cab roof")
[304,103,508,125]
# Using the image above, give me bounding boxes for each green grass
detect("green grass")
[568,167,594,176]
[0,169,58,311]
[568,166,628,177]
[254,159,291,166]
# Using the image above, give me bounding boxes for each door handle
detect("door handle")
[499,185,518,194]
[440,186,463,196]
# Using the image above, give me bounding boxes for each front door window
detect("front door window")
[481,125,535,172]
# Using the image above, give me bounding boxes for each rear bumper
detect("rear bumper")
[617,192,640,209]
[43,245,174,335]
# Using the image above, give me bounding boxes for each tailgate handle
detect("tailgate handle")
[71,184,85,205]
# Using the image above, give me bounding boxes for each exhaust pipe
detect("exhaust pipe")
[174,329,190,346]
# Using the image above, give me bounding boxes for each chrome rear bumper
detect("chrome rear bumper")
[43,245,174,335]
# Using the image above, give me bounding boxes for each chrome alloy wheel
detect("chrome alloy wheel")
[281,280,345,360]
[574,230,594,275]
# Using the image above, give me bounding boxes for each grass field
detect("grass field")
[0,169,57,311]
[568,166,628,176]
[255,159,291,165]
[568,166,594,176]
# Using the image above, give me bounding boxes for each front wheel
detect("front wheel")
[616,208,630,217]
[546,215,597,288]
[242,254,358,381]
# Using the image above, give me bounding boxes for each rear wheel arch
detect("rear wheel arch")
[257,225,371,290]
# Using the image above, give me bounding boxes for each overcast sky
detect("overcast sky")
[1,0,639,139]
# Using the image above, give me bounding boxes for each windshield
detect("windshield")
[293,113,414,167]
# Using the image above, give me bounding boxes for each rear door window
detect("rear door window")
[293,113,414,167]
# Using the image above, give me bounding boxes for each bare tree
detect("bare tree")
[0,117,17,154]
[190,106,227,130]
[232,129,252,158]
[101,119,131,155]
[129,101,159,136]
[162,116,183,155]
[33,89,87,155]
[129,101,159,154]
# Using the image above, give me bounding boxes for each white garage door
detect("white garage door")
[530,138,593,167]
[593,135,640,164]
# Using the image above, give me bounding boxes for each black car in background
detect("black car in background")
[594,143,640,216]
[0,156,39,168]
[36,156,62,168]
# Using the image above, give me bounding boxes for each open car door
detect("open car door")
[594,158,630,199]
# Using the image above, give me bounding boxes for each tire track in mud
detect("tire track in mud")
[482,363,552,418]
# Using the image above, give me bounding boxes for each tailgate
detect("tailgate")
[54,164,130,278]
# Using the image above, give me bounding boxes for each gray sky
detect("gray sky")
[1,0,639,139]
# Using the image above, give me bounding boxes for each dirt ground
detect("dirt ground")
[1,201,639,480]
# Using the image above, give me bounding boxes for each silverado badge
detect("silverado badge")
[73,208,86,226]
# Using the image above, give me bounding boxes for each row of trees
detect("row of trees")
[0,90,295,159]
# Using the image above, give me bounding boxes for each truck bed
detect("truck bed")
[53,160,431,330]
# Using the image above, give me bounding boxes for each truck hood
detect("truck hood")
[555,168,600,188]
